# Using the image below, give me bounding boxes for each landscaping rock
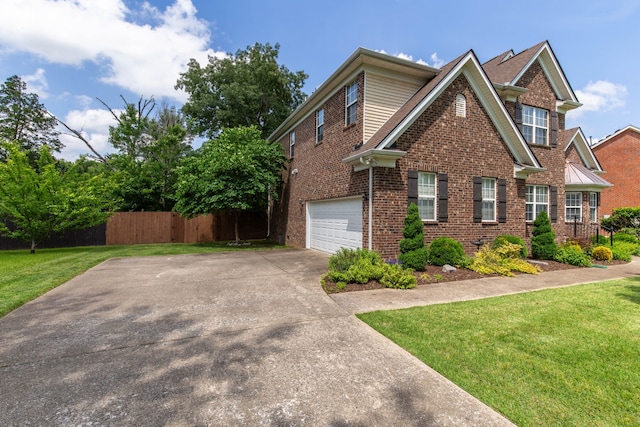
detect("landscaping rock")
[442,264,457,273]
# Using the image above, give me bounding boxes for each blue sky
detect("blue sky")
[0,0,637,160]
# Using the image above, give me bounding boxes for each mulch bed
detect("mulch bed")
[322,259,628,294]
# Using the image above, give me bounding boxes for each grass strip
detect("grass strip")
[359,279,640,426]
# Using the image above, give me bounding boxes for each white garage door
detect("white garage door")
[307,197,363,254]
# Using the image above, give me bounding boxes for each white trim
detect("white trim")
[374,52,541,169]
[563,127,604,172]
[591,125,640,149]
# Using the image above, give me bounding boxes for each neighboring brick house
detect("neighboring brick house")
[591,125,640,217]
[269,41,610,258]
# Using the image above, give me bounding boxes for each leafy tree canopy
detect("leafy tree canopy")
[176,42,308,139]
[0,141,116,253]
[101,98,192,211]
[174,126,287,243]
[0,75,61,162]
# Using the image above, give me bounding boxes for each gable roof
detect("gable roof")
[344,50,543,176]
[591,125,640,150]
[268,47,439,143]
[562,127,604,172]
[482,41,581,112]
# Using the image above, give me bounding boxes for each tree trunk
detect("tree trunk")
[234,211,240,244]
[30,238,36,254]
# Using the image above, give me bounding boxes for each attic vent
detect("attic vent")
[455,94,466,117]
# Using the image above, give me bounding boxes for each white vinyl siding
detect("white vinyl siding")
[363,72,422,143]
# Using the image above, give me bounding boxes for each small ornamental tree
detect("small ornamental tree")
[398,203,428,270]
[531,210,557,260]
[174,126,287,244]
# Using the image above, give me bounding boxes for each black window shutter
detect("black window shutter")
[498,179,507,223]
[438,173,448,222]
[550,111,558,147]
[408,170,418,206]
[473,177,483,223]
[597,192,601,206]
[515,102,523,132]
[550,186,558,222]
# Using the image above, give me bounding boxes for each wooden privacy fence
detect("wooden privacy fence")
[105,211,268,245]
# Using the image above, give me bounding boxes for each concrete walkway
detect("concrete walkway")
[331,256,640,314]
[0,250,638,426]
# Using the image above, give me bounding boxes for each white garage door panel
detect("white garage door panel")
[308,198,362,254]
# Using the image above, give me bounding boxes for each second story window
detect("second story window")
[289,131,295,158]
[316,108,324,143]
[522,106,548,145]
[346,81,358,125]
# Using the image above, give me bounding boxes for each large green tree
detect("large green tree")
[175,42,308,139]
[101,98,192,211]
[0,75,61,162]
[174,126,287,243]
[0,141,115,253]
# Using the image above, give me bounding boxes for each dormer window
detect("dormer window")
[455,94,466,117]
[522,106,548,145]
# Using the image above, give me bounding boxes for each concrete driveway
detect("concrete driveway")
[0,249,512,426]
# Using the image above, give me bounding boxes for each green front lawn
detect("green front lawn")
[359,279,640,426]
[0,241,283,317]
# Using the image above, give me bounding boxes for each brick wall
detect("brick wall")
[592,129,640,216]
[373,74,527,259]
[274,72,367,248]
[515,61,568,240]
[274,61,571,258]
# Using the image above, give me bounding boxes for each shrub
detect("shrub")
[427,237,466,266]
[398,247,428,271]
[469,243,541,277]
[591,246,613,262]
[592,234,609,245]
[531,211,557,260]
[554,243,591,267]
[346,257,385,284]
[611,246,632,262]
[613,232,638,244]
[327,248,384,284]
[610,242,638,261]
[398,203,428,271]
[493,234,527,258]
[380,264,417,289]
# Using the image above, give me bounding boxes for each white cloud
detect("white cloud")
[57,108,120,161]
[22,68,49,99]
[572,80,628,117]
[429,52,445,69]
[0,0,224,101]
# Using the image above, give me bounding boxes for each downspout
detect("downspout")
[359,157,374,250]
[368,162,373,251]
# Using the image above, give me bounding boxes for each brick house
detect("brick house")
[269,41,610,258]
[591,125,640,217]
